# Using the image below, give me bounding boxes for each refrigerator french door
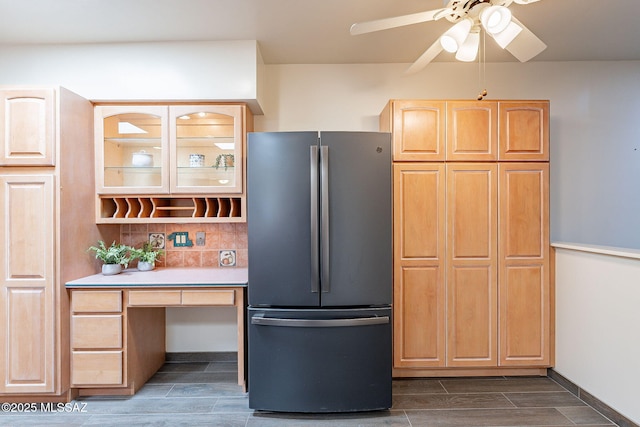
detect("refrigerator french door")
[247,131,392,412]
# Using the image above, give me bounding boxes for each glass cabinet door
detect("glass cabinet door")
[169,105,243,194]
[95,106,169,194]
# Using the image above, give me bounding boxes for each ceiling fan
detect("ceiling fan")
[350,0,546,73]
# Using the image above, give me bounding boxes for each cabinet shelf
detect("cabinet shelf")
[97,195,244,223]
[104,167,161,171]
[103,166,234,174]
[176,166,235,172]
[105,138,161,145]
[175,138,236,150]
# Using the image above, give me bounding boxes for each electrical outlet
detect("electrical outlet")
[167,232,193,247]
[196,232,205,246]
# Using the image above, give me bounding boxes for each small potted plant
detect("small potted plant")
[214,153,234,170]
[87,240,132,275]
[131,242,164,271]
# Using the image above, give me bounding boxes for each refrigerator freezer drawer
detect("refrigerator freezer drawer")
[248,307,392,413]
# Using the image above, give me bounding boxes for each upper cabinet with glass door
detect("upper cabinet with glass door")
[95,105,169,194]
[95,104,244,195]
[169,105,243,194]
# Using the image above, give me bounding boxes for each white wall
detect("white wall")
[555,246,640,424]
[0,40,265,113]
[166,307,238,352]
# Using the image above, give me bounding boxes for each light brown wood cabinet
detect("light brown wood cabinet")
[380,100,446,161]
[94,103,253,223]
[381,99,548,162]
[392,163,445,368]
[69,286,245,395]
[0,89,55,166]
[0,174,55,393]
[70,288,165,393]
[446,163,498,367]
[71,290,125,386]
[385,99,551,376]
[499,102,549,161]
[499,163,550,366]
[446,102,498,161]
[0,87,119,400]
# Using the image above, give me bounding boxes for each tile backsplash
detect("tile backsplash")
[120,223,247,268]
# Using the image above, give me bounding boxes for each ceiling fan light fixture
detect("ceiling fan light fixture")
[492,20,523,48]
[480,6,512,35]
[440,18,472,53]
[351,0,546,73]
[455,29,480,62]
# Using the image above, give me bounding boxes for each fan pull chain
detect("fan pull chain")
[477,30,488,100]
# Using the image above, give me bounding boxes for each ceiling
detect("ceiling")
[1,0,640,66]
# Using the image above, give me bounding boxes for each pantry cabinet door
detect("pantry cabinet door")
[499,102,549,161]
[498,163,550,366]
[0,89,55,166]
[393,163,446,367]
[447,101,498,161]
[446,163,498,367]
[384,100,446,161]
[0,174,55,393]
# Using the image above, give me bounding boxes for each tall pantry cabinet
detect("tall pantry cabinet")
[381,99,551,376]
[0,87,118,400]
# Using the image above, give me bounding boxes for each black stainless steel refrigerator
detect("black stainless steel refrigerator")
[247,131,392,413]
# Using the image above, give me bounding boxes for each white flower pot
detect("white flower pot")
[137,261,155,271]
[102,264,122,275]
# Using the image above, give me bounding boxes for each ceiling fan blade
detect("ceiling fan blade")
[350,8,451,35]
[504,16,547,62]
[405,38,444,74]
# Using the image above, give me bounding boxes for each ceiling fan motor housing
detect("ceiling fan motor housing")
[444,0,514,22]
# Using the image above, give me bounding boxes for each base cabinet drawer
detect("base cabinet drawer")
[182,290,235,306]
[72,351,123,385]
[128,290,181,306]
[72,315,122,349]
[128,289,237,306]
[72,290,122,312]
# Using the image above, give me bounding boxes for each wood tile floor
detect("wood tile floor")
[2,361,619,426]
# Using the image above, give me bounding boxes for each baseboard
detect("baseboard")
[393,367,547,378]
[165,351,238,362]
[548,369,639,427]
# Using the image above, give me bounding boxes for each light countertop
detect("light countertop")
[66,267,248,288]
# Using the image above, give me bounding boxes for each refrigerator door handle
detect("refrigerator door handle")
[251,313,390,328]
[320,145,330,293]
[310,146,320,293]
